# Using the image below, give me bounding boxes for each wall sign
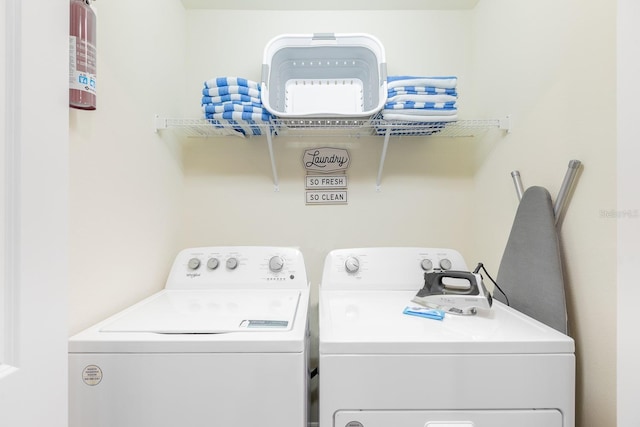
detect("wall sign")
[305,190,348,205]
[303,147,350,173]
[305,175,348,189]
[303,147,349,205]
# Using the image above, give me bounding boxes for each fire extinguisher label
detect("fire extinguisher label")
[69,36,97,95]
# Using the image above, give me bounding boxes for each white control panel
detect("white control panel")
[165,246,308,290]
[321,247,469,290]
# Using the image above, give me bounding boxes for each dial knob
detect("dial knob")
[269,256,285,272]
[226,257,239,270]
[187,257,201,270]
[439,258,452,270]
[207,257,219,270]
[421,259,433,271]
[345,257,360,274]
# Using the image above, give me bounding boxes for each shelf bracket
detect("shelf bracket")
[500,115,512,133]
[266,130,279,192]
[375,127,392,191]
[154,114,167,133]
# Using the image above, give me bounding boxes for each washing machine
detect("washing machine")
[319,247,575,427]
[69,246,310,427]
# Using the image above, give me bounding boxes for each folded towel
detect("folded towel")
[403,306,445,321]
[376,126,446,137]
[387,76,458,90]
[206,118,257,137]
[381,113,458,122]
[201,94,262,105]
[386,94,458,104]
[388,87,457,97]
[201,97,263,108]
[203,103,270,115]
[202,85,261,98]
[205,111,272,136]
[382,108,457,117]
[204,77,261,90]
[205,111,272,123]
[384,101,457,110]
[374,118,447,136]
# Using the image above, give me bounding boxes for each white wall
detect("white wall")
[68,2,617,426]
[69,0,187,333]
[471,2,617,426]
[617,0,640,425]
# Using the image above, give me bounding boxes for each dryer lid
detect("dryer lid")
[101,289,301,334]
[319,290,575,355]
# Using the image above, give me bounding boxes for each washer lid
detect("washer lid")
[319,290,574,354]
[101,289,301,334]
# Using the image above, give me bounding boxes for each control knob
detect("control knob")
[439,258,452,270]
[345,257,360,274]
[207,257,219,270]
[187,257,201,270]
[269,256,285,272]
[226,257,239,270]
[420,259,433,271]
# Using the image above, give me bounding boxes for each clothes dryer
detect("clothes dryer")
[319,247,575,427]
[69,246,310,427]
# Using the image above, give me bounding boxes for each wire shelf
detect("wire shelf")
[155,114,510,191]
[155,116,508,138]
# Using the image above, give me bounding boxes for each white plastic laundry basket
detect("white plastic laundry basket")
[261,33,387,119]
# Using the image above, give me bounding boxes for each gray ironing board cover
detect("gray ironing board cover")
[495,186,568,334]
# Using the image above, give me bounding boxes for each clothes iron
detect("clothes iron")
[412,270,493,315]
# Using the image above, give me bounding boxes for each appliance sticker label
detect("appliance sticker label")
[82,365,103,386]
[240,320,289,328]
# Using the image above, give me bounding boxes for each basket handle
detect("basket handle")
[312,33,336,41]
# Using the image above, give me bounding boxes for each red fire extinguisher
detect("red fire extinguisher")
[69,0,96,110]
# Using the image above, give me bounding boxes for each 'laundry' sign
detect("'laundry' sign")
[303,147,350,173]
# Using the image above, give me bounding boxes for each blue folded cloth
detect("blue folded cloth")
[381,113,458,122]
[201,94,262,105]
[384,101,457,110]
[388,87,457,97]
[205,111,272,136]
[205,111,272,123]
[201,76,273,136]
[403,306,446,321]
[204,77,261,90]
[201,96,263,107]
[387,76,458,90]
[386,93,458,104]
[202,85,261,98]
[203,103,270,115]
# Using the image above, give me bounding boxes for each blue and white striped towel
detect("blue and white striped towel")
[388,87,457,97]
[384,101,457,110]
[202,85,261,98]
[205,111,272,122]
[205,111,272,136]
[204,77,261,90]
[387,76,458,90]
[382,109,457,117]
[203,103,270,115]
[386,94,458,104]
[201,94,262,105]
[373,112,448,136]
[381,113,458,122]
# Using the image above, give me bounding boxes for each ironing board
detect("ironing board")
[496,161,580,334]
[495,186,568,334]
